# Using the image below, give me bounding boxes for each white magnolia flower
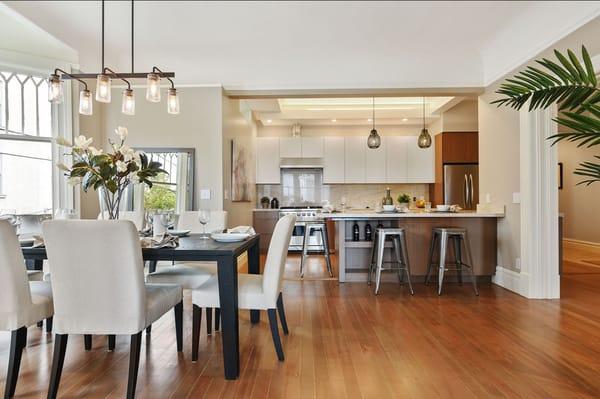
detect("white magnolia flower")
[115,126,128,141]
[67,176,82,186]
[74,135,93,150]
[57,162,70,172]
[88,146,103,156]
[56,137,72,147]
[115,160,128,173]
[120,145,135,162]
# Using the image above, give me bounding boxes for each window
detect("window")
[0,69,54,214]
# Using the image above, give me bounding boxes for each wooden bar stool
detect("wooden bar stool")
[368,227,414,295]
[425,227,479,296]
[300,222,333,278]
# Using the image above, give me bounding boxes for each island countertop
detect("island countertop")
[322,209,504,219]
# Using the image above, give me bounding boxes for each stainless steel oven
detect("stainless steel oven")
[278,207,324,252]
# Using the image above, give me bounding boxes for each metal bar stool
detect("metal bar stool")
[368,228,414,295]
[425,227,479,296]
[300,221,333,278]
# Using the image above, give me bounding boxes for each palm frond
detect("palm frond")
[549,104,600,148]
[574,156,600,186]
[491,46,599,112]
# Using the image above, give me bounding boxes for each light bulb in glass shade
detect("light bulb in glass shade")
[121,89,135,115]
[167,88,180,114]
[95,74,111,103]
[79,90,93,115]
[48,74,63,103]
[146,73,161,102]
[367,128,381,149]
[417,128,432,148]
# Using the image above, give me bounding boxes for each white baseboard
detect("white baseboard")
[492,266,525,296]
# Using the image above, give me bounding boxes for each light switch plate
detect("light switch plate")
[512,192,521,204]
[515,258,521,271]
[200,189,211,200]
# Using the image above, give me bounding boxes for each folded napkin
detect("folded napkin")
[140,233,179,249]
[227,225,256,235]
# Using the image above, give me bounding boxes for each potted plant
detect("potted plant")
[260,196,270,209]
[57,126,166,220]
[397,193,411,208]
[493,45,600,186]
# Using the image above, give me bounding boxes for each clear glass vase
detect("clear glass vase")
[99,185,128,220]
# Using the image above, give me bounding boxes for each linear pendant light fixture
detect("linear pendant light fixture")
[48,0,179,116]
[417,97,432,148]
[367,97,381,149]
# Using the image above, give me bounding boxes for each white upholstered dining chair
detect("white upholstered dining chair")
[0,220,54,399]
[42,220,183,399]
[146,210,228,335]
[191,214,296,361]
[97,210,146,231]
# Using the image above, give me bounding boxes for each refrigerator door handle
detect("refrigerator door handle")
[469,174,474,209]
[464,174,469,208]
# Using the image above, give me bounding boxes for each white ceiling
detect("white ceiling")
[247,96,460,126]
[5,1,600,90]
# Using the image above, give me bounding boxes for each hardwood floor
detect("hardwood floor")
[2,255,600,398]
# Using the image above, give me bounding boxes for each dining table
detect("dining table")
[21,233,261,380]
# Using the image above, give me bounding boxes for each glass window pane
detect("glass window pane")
[37,80,51,137]
[23,79,38,135]
[7,77,22,134]
[0,139,52,214]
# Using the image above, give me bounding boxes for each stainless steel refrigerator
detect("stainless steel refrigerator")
[443,164,479,210]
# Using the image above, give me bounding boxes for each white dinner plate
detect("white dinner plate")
[211,233,250,242]
[169,229,191,237]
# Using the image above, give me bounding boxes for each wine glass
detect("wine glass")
[198,210,211,239]
[160,211,174,233]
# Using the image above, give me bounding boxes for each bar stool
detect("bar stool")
[425,227,479,296]
[368,228,414,295]
[300,221,333,278]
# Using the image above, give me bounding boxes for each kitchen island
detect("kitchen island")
[322,210,504,282]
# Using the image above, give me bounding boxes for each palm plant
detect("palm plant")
[492,45,600,186]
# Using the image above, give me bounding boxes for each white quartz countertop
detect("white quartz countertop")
[254,208,280,212]
[322,209,504,219]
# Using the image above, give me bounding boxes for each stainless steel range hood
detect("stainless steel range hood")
[279,158,323,169]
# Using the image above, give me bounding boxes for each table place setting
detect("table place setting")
[140,232,180,249]
[211,225,256,243]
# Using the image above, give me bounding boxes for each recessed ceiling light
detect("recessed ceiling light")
[402,118,408,122]
[367,118,372,122]
[266,119,272,123]
[331,119,337,122]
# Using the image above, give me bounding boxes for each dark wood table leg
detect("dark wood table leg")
[248,240,261,324]
[217,255,240,380]
[25,259,43,271]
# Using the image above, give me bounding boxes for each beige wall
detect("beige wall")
[222,96,257,227]
[101,86,224,211]
[429,100,478,135]
[559,140,600,244]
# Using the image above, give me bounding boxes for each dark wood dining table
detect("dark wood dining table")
[21,233,261,380]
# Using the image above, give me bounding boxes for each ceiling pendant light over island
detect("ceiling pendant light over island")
[47,0,179,116]
[367,97,381,149]
[417,97,432,148]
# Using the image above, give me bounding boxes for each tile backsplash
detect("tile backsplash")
[257,183,429,209]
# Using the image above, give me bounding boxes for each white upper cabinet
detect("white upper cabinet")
[365,136,386,183]
[386,136,409,183]
[279,137,302,158]
[406,136,435,182]
[256,137,281,184]
[344,137,366,183]
[301,137,324,158]
[323,137,345,183]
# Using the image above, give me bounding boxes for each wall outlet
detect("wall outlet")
[200,189,212,200]
[515,258,521,271]
[512,192,521,204]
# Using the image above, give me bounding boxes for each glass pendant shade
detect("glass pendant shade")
[418,128,432,148]
[48,74,63,103]
[95,74,112,103]
[367,128,381,149]
[146,73,161,102]
[167,88,180,114]
[78,90,93,115]
[121,89,135,115]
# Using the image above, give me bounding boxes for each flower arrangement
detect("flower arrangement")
[57,126,166,219]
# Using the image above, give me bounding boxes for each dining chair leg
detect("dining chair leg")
[46,317,53,333]
[5,327,27,399]
[206,307,213,336]
[174,301,183,352]
[214,308,220,331]
[126,332,142,399]
[108,335,116,352]
[48,334,68,399]
[192,305,202,362]
[146,325,152,335]
[276,293,289,335]
[84,335,92,351]
[267,309,284,361]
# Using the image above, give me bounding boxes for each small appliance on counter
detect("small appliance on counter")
[270,197,279,209]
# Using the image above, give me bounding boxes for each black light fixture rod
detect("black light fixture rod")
[131,0,134,73]
[103,67,132,90]
[422,97,425,126]
[54,68,88,91]
[152,66,176,89]
[62,72,175,79]
[101,0,105,70]
[372,97,375,129]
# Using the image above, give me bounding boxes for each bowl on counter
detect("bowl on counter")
[436,204,451,212]
[382,204,396,212]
